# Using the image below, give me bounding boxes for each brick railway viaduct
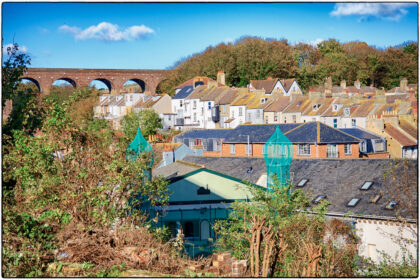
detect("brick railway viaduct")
[22,68,172,95]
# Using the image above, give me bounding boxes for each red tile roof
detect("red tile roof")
[384,123,417,147]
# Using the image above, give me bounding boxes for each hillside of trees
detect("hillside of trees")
[158,37,418,95]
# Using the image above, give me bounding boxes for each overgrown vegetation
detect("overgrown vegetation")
[214,180,358,277]
[158,37,418,94]
[121,110,163,145]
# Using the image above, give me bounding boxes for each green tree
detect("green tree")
[2,43,31,108]
[2,90,169,277]
[214,179,357,277]
[122,110,163,142]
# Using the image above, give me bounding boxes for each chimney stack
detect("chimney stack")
[217,70,225,86]
[354,79,361,90]
[325,77,332,89]
[400,77,408,91]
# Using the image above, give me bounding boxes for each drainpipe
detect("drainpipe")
[248,135,250,157]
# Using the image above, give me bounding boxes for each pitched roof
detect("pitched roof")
[398,120,418,140]
[282,96,310,113]
[284,122,360,144]
[172,85,194,100]
[152,160,200,178]
[374,103,398,117]
[174,128,233,141]
[217,89,239,105]
[263,97,290,112]
[249,78,279,94]
[386,94,408,104]
[246,95,273,109]
[360,86,376,94]
[303,98,334,116]
[280,78,295,92]
[223,124,300,143]
[350,100,375,117]
[339,128,382,140]
[384,123,417,147]
[187,85,213,99]
[179,156,417,220]
[201,87,229,102]
[231,92,254,106]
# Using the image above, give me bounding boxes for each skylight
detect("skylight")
[387,106,393,111]
[386,201,398,210]
[297,179,308,187]
[314,195,326,204]
[347,198,360,207]
[360,181,373,190]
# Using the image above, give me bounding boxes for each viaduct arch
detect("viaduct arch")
[22,68,172,95]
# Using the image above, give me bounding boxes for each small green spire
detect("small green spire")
[126,127,154,168]
[263,126,293,189]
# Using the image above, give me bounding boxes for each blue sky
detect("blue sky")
[2,2,418,70]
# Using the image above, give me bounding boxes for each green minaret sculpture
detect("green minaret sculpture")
[126,127,154,179]
[262,126,293,189]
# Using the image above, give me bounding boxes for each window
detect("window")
[274,113,278,122]
[351,119,356,127]
[189,139,194,147]
[360,141,367,153]
[284,117,287,123]
[347,198,360,207]
[327,144,338,158]
[265,116,268,124]
[373,139,385,152]
[314,195,327,204]
[344,108,350,116]
[292,115,297,123]
[344,144,352,155]
[223,105,227,113]
[312,103,321,111]
[230,144,236,155]
[248,113,251,120]
[202,139,207,150]
[208,102,211,110]
[312,117,316,122]
[168,115,171,121]
[297,179,308,187]
[298,144,311,156]
[193,112,197,122]
[256,110,260,118]
[193,100,197,109]
[386,201,398,210]
[333,118,338,128]
[239,107,243,116]
[360,181,373,190]
[201,107,204,114]
[246,144,252,156]
[260,98,268,104]
[180,100,183,107]
[333,104,338,111]
[130,95,133,101]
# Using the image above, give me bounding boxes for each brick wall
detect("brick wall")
[222,143,359,159]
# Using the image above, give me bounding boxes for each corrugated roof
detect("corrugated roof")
[263,96,290,112]
[172,85,194,100]
[384,123,417,147]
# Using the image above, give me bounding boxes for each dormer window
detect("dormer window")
[260,98,268,104]
[312,103,321,112]
[344,108,350,116]
[333,104,343,112]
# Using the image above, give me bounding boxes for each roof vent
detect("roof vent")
[385,201,398,210]
[197,186,210,195]
[246,166,253,174]
[370,194,381,204]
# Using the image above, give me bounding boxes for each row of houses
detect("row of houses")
[152,155,418,262]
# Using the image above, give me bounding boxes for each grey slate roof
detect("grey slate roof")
[152,161,200,179]
[178,156,418,220]
[172,86,194,100]
[223,124,300,143]
[339,128,382,140]
[174,129,233,142]
[284,122,361,144]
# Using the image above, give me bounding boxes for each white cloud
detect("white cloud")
[331,3,416,21]
[59,22,154,41]
[308,38,324,47]
[2,43,28,56]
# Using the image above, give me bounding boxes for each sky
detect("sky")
[2,2,419,71]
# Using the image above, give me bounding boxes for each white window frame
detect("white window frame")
[327,144,338,158]
[239,107,243,117]
[230,144,236,155]
[298,144,311,156]
[344,143,352,155]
